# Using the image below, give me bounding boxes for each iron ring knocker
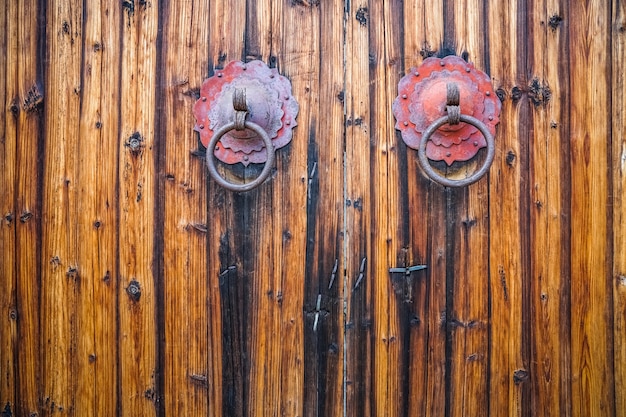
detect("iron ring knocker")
[206,120,276,192]
[418,114,495,188]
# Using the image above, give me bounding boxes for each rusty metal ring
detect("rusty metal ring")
[206,121,275,192]
[418,114,495,187]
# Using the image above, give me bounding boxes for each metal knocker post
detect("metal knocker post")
[393,55,502,187]
[193,60,299,192]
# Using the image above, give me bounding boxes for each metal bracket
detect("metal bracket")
[388,265,428,275]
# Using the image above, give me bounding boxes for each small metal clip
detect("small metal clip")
[313,293,322,332]
[328,259,338,290]
[353,257,367,290]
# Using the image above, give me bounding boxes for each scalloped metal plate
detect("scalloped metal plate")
[193,60,299,166]
[393,55,501,165]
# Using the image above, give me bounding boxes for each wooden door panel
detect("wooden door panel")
[612,3,626,417]
[119,2,159,416]
[527,1,570,416]
[0,1,624,416]
[568,2,614,415]
[487,2,528,416]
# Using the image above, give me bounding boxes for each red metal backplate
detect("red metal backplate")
[193,60,298,166]
[393,55,501,165]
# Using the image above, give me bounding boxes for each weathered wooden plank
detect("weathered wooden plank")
[73,2,121,414]
[403,0,444,60]
[423,191,449,417]
[118,1,159,415]
[401,2,446,416]
[205,0,245,415]
[528,1,571,417]
[568,1,615,416]
[258,2,315,413]
[14,2,44,415]
[280,1,344,416]
[486,1,529,416]
[40,1,84,414]
[344,1,373,415]
[0,2,18,414]
[613,1,626,417]
[362,1,407,415]
[446,2,491,417]
[158,0,211,415]
[242,2,309,415]
[242,3,283,415]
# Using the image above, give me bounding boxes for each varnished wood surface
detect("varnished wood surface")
[0,1,624,416]
[613,3,626,417]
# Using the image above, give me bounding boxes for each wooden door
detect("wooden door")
[1,1,625,416]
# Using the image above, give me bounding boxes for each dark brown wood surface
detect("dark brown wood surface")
[1,1,625,416]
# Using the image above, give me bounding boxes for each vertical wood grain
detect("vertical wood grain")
[2,3,45,415]
[487,1,529,417]
[447,2,491,417]
[344,1,373,415]
[40,1,83,414]
[613,1,626,416]
[363,1,407,415]
[119,1,159,415]
[2,2,625,417]
[14,1,44,415]
[242,1,310,415]
[205,0,244,415]
[243,3,285,414]
[528,1,571,416]
[0,2,17,414]
[284,1,344,416]
[158,0,210,415]
[73,2,121,414]
[402,4,447,417]
[568,1,615,416]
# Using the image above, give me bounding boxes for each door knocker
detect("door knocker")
[193,60,299,192]
[393,55,501,187]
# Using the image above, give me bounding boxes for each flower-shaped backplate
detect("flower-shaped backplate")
[393,55,501,165]
[194,60,299,166]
